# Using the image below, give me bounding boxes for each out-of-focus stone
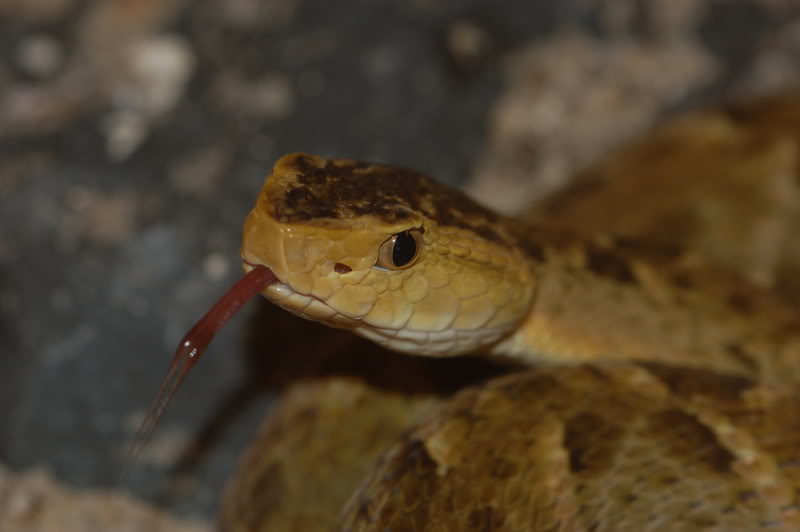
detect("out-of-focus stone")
[0,463,210,532]
[740,20,800,93]
[14,34,65,79]
[467,32,717,214]
[126,36,196,119]
[216,0,297,29]
[214,72,294,119]
[0,0,76,21]
[168,146,231,198]
[101,34,196,160]
[63,187,139,246]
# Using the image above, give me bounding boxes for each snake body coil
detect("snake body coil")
[223,90,800,531]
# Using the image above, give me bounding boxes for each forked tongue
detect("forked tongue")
[123,264,276,477]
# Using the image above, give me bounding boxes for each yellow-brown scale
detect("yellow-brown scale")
[242,153,800,388]
[242,153,536,356]
[221,89,800,532]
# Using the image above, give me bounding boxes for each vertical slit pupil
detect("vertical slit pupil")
[392,231,417,266]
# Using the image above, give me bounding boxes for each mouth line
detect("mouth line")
[242,258,328,306]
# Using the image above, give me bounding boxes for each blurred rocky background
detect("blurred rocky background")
[1,0,800,529]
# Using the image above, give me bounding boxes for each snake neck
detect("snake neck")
[242,153,800,388]
[492,227,800,388]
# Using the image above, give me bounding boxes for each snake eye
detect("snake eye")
[376,230,423,270]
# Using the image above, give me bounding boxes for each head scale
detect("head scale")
[242,153,536,356]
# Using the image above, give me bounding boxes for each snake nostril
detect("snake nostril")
[334,262,352,274]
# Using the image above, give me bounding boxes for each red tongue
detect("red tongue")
[124,264,277,475]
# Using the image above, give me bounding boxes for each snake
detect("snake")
[135,89,800,531]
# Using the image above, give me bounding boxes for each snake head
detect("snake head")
[242,153,535,356]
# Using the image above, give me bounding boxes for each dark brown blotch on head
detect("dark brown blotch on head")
[271,155,510,243]
[284,187,336,220]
